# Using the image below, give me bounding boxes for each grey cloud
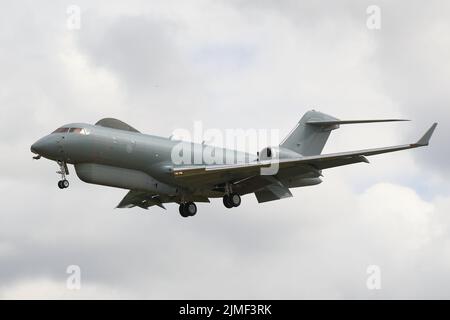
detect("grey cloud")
[367,1,450,176]
[2,178,450,299]
[77,14,187,89]
[1,0,450,299]
[235,0,450,177]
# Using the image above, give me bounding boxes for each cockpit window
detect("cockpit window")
[69,128,89,135]
[52,127,69,133]
[52,127,89,135]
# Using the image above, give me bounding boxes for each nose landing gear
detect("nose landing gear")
[57,161,70,189]
[58,180,69,189]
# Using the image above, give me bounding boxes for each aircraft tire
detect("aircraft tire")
[62,179,70,188]
[179,204,189,217]
[223,195,233,208]
[230,193,241,207]
[185,202,197,216]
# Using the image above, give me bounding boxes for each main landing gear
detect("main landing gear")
[223,193,241,209]
[179,202,197,218]
[57,161,70,189]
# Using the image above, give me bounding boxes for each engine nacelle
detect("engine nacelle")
[258,146,302,161]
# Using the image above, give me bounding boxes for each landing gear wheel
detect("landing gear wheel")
[185,202,197,216]
[223,195,233,208]
[62,179,69,189]
[179,202,197,217]
[58,180,69,189]
[230,193,241,207]
[179,204,188,217]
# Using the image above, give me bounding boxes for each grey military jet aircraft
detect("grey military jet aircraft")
[31,110,437,217]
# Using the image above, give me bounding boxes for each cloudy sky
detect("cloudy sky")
[1,0,449,299]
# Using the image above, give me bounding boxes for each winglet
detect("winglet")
[415,123,438,146]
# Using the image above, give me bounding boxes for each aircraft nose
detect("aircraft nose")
[31,136,59,158]
[31,139,45,154]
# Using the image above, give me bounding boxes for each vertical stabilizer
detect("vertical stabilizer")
[280,110,339,156]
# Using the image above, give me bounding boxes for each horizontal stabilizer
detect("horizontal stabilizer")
[306,119,409,126]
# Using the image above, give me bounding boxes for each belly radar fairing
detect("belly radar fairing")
[31,111,437,218]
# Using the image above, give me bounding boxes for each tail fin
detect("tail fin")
[280,110,408,156]
[280,110,338,156]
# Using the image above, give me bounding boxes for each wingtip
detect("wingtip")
[415,123,438,146]
[156,203,166,210]
[387,119,410,122]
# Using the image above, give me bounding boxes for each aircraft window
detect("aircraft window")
[52,127,69,133]
[68,128,89,135]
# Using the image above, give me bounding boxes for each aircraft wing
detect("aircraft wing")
[254,178,293,203]
[116,191,211,209]
[172,123,437,186]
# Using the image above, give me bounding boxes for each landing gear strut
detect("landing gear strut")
[179,202,197,218]
[223,193,241,208]
[57,161,69,189]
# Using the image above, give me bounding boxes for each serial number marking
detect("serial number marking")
[223,304,272,317]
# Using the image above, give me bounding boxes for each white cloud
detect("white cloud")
[0,278,125,300]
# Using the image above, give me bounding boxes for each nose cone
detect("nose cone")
[31,135,60,159]
[31,139,45,154]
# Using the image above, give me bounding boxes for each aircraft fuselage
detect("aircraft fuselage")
[31,123,260,198]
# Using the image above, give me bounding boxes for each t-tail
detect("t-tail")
[280,110,409,156]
